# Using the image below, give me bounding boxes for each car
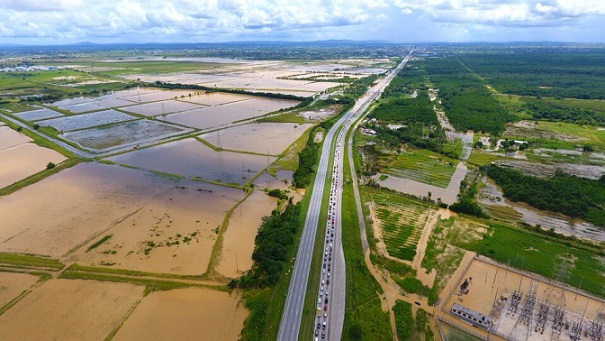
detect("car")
[318,297,321,303]
[322,280,325,284]
[325,298,328,304]
[327,279,330,285]
[317,323,320,329]
[315,330,319,336]
[326,290,329,295]
[324,305,328,311]
[323,263,326,268]
[322,332,326,339]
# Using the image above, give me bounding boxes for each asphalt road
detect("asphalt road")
[278,49,414,341]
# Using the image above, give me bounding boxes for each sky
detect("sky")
[0,0,604,45]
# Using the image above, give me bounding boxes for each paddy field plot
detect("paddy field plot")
[200,122,314,155]
[0,272,39,308]
[121,99,204,117]
[0,143,66,189]
[0,279,144,341]
[57,98,135,113]
[61,120,188,151]
[179,92,252,106]
[366,187,433,261]
[216,190,277,278]
[118,89,196,103]
[163,97,299,130]
[108,138,275,184]
[379,149,459,188]
[0,163,175,257]
[76,181,245,275]
[13,107,63,121]
[113,287,247,341]
[38,109,136,132]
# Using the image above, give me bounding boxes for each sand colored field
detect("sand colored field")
[0,279,144,341]
[0,126,32,151]
[216,190,277,278]
[201,122,314,155]
[76,181,245,275]
[113,287,247,341]
[0,272,39,308]
[108,138,275,184]
[0,143,66,189]
[0,163,175,257]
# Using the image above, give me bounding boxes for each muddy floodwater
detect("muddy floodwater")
[0,143,66,189]
[113,287,247,341]
[39,109,136,132]
[0,163,176,257]
[163,97,299,130]
[479,178,605,242]
[122,99,204,117]
[108,138,275,184]
[374,162,468,205]
[0,272,39,308]
[216,190,277,278]
[0,125,32,151]
[200,122,313,155]
[0,279,144,341]
[76,180,245,275]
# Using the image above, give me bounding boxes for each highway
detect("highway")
[278,48,414,341]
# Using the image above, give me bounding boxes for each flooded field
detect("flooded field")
[0,279,144,340]
[0,272,39,307]
[181,92,252,106]
[76,180,245,275]
[39,109,136,132]
[0,125,32,150]
[0,163,175,257]
[216,190,276,278]
[62,120,188,151]
[444,258,605,341]
[478,178,605,242]
[122,99,204,117]
[495,159,605,180]
[13,107,63,121]
[374,162,467,205]
[113,287,247,341]
[163,97,299,130]
[253,170,293,190]
[0,143,66,189]
[58,98,135,113]
[200,122,313,155]
[108,138,275,184]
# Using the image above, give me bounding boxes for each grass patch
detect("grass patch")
[456,222,605,297]
[393,300,414,340]
[379,148,458,188]
[0,253,64,270]
[86,235,112,252]
[257,112,310,124]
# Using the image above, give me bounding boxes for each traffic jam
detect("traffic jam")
[314,137,344,340]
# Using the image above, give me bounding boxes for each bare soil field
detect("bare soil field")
[113,287,247,341]
[108,138,275,184]
[39,109,136,132]
[0,279,144,341]
[200,122,313,155]
[75,180,245,275]
[444,257,605,341]
[0,272,39,308]
[0,163,175,257]
[216,190,277,278]
[0,143,66,189]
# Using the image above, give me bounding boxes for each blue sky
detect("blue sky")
[0,0,604,44]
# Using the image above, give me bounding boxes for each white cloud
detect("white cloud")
[0,0,603,43]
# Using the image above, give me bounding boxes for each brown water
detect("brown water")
[200,122,313,155]
[0,163,175,257]
[0,143,66,189]
[0,126,32,151]
[108,138,275,184]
